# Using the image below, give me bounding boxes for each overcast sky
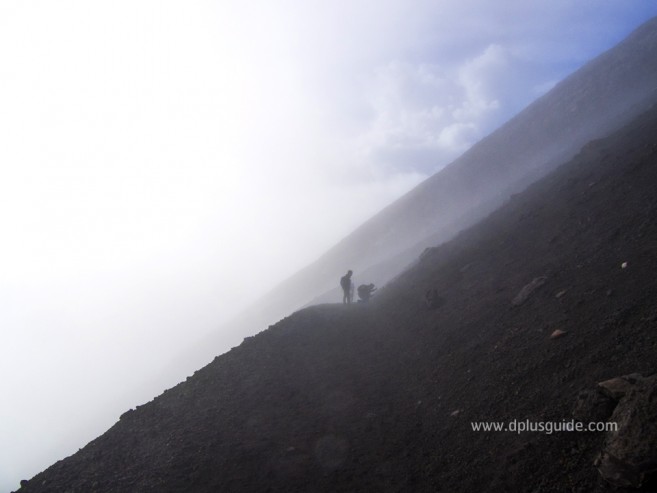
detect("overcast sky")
[2,1,657,490]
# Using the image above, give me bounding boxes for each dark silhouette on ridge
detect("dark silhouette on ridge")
[340,270,353,304]
[357,283,376,302]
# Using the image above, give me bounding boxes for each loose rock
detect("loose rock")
[512,276,548,306]
[595,374,657,488]
[597,373,644,401]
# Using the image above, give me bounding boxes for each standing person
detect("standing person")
[340,270,353,304]
[349,279,355,304]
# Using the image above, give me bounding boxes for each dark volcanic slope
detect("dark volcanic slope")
[18,106,657,492]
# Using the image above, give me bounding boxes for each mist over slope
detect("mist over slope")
[16,91,657,491]
[207,16,657,350]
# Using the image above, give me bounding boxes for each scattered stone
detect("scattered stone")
[595,374,657,488]
[512,276,548,306]
[550,329,567,339]
[621,262,628,269]
[555,289,568,299]
[597,373,645,401]
[419,247,436,262]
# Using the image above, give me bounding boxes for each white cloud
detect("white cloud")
[351,43,510,174]
[454,44,506,120]
[437,122,478,152]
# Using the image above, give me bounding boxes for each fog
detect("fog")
[2,1,657,490]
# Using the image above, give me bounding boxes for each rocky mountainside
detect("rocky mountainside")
[213,16,657,349]
[15,98,657,490]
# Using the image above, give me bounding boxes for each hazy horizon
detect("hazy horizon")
[2,2,657,490]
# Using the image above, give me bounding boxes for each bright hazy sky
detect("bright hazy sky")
[2,1,657,489]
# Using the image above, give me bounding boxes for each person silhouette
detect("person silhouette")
[340,270,353,304]
[357,283,376,302]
